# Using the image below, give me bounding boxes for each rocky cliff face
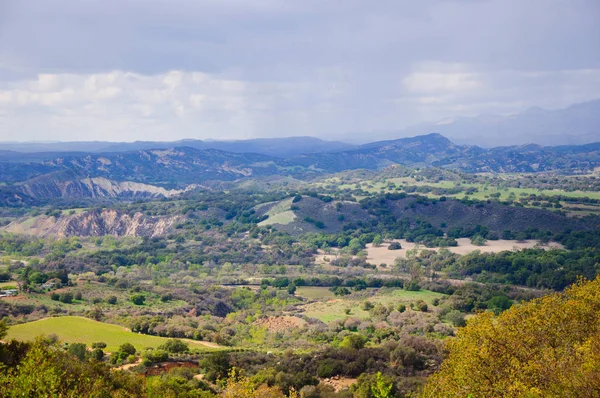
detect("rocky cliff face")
[19,175,184,200]
[4,209,181,237]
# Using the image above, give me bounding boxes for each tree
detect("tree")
[445,310,466,327]
[333,287,350,296]
[200,351,231,382]
[67,343,87,361]
[118,342,136,356]
[422,276,600,397]
[352,372,397,398]
[59,292,73,304]
[372,235,383,247]
[387,242,402,250]
[0,318,7,340]
[287,283,296,295]
[159,339,189,353]
[471,235,487,246]
[339,334,366,350]
[487,295,512,314]
[130,294,146,305]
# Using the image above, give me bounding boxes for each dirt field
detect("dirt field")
[254,316,306,332]
[319,376,357,392]
[365,239,563,266]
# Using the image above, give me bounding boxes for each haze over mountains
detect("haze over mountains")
[1,99,599,151]
[383,99,600,147]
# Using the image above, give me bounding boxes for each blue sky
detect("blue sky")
[0,0,599,142]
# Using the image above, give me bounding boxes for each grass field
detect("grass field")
[302,288,447,323]
[6,316,220,352]
[296,286,335,300]
[336,176,600,202]
[258,198,297,226]
[0,281,17,289]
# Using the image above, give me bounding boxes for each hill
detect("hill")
[6,316,219,352]
[422,275,600,396]
[0,134,599,204]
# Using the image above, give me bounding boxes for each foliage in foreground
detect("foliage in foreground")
[422,276,600,397]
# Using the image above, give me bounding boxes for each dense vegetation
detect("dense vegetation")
[0,159,598,396]
[422,276,600,397]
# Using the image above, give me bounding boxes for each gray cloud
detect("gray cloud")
[0,0,599,142]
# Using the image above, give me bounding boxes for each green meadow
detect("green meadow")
[6,316,220,353]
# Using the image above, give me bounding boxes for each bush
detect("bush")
[130,294,146,305]
[316,359,344,378]
[59,292,73,304]
[388,242,402,250]
[67,343,87,361]
[50,292,60,301]
[159,339,189,353]
[142,349,168,365]
[445,310,466,327]
[160,293,173,302]
[106,295,118,305]
[333,287,351,296]
[339,334,366,350]
[91,348,104,361]
[119,343,136,356]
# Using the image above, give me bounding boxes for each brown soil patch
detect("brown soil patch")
[144,361,198,376]
[0,295,26,301]
[114,358,142,371]
[254,316,305,333]
[319,376,357,392]
[366,239,563,268]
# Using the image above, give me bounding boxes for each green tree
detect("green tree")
[59,292,73,304]
[159,339,189,353]
[130,294,146,305]
[372,372,394,398]
[339,334,366,350]
[67,343,87,361]
[422,276,600,397]
[0,318,7,340]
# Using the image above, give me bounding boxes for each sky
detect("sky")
[0,0,599,143]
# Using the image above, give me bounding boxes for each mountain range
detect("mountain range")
[0,133,599,205]
[394,99,600,147]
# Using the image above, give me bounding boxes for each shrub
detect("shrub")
[59,292,73,304]
[67,343,87,361]
[130,294,146,305]
[388,242,402,250]
[339,334,366,350]
[159,339,189,353]
[445,310,466,327]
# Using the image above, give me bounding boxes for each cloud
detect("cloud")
[0,0,598,142]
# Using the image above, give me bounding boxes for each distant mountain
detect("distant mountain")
[396,99,600,147]
[0,136,353,158]
[0,133,599,205]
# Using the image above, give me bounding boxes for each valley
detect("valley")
[0,134,598,397]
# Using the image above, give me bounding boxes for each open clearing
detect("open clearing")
[254,316,306,332]
[258,198,297,226]
[364,239,563,266]
[6,316,220,352]
[296,286,335,300]
[302,288,446,323]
